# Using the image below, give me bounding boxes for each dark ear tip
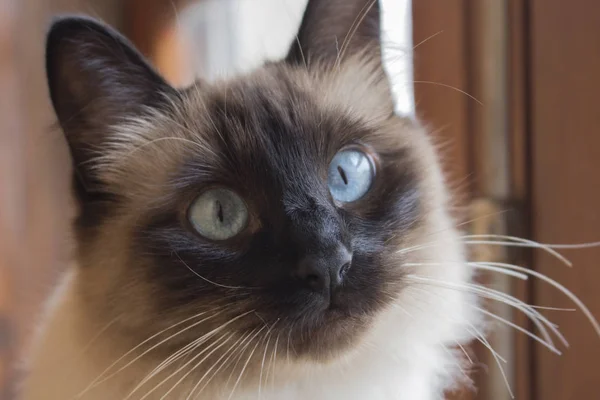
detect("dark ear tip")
[45,15,122,95]
[47,15,101,63]
[46,15,110,50]
[47,14,109,32]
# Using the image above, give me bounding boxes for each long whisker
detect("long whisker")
[407,286,508,363]
[258,320,279,399]
[157,333,235,400]
[185,332,250,400]
[439,344,470,382]
[228,325,269,400]
[77,317,119,356]
[136,313,244,390]
[455,341,474,365]
[412,30,444,51]
[334,0,378,70]
[405,274,565,348]
[474,306,561,355]
[470,261,600,336]
[223,326,266,392]
[398,238,574,267]
[74,308,223,398]
[463,234,600,250]
[530,305,576,312]
[267,330,282,392]
[405,262,529,281]
[174,251,261,290]
[286,323,294,362]
[471,326,514,399]
[412,81,484,105]
[401,290,475,377]
[258,332,272,400]
[136,336,200,390]
[133,333,231,400]
[431,295,514,398]
[131,309,255,399]
[99,310,225,384]
[142,325,223,384]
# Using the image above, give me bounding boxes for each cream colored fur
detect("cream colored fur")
[21,131,479,399]
[22,48,480,400]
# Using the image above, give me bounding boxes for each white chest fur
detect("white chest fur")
[20,263,475,400]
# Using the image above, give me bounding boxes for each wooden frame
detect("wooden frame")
[414,1,529,399]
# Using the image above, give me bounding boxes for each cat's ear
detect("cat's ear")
[286,0,383,68]
[46,16,177,170]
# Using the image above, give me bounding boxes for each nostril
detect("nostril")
[339,262,351,278]
[294,259,329,292]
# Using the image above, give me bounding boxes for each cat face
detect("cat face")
[46,0,469,365]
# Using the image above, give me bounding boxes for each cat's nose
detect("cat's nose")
[294,246,352,293]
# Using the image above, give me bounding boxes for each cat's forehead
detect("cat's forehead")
[182,59,394,129]
[98,59,420,201]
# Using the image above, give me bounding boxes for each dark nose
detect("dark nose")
[295,246,352,293]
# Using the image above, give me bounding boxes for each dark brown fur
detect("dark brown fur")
[44,0,446,382]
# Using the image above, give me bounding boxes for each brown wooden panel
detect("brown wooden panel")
[529,0,600,398]
[413,0,472,197]
[507,0,533,398]
[414,2,534,399]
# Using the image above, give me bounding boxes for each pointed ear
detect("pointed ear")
[286,0,383,67]
[46,16,177,171]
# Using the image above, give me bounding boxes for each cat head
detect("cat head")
[46,0,470,368]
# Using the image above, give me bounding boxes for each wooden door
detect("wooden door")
[529,0,600,398]
[414,0,600,399]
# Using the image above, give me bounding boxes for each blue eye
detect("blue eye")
[327,149,375,203]
[188,188,248,240]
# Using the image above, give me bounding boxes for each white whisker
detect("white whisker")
[405,262,529,281]
[530,305,576,312]
[412,30,444,51]
[74,308,223,398]
[470,261,600,337]
[258,320,279,399]
[134,334,230,400]
[131,309,254,399]
[455,341,474,365]
[335,0,378,70]
[397,234,595,268]
[174,251,261,290]
[158,333,235,400]
[464,234,600,250]
[268,331,282,392]
[185,332,250,400]
[473,306,561,355]
[405,274,565,348]
[228,325,269,400]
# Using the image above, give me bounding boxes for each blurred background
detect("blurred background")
[0,0,598,399]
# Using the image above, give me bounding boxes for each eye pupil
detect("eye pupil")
[188,188,248,240]
[216,200,224,223]
[337,165,348,185]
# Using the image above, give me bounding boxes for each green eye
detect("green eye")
[188,188,248,240]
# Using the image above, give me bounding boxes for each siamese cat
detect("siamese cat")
[20,1,598,399]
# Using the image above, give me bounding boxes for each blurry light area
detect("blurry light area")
[177,0,414,116]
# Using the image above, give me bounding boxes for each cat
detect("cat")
[19,1,596,399]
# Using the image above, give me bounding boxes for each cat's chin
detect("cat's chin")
[286,307,371,363]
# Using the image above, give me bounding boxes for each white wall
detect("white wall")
[182,0,414,116]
